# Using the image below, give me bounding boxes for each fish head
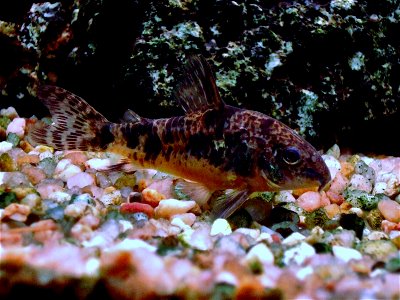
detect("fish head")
[258,120,331,192]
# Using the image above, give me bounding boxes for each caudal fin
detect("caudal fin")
[27,85,114,151]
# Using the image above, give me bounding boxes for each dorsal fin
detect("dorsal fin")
[174,55,224,113]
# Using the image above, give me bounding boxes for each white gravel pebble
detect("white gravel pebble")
[373,181,388,195]
[64,203,88,218]
[48,191,72,203]
[296,266,314,280]
[105,238,157,253]
[245,243,274,265]
[170,217,191,231]
[67,172,95,189]
[179,226,213,251]
[234,228,260,240]
[99,190,122,206]
[282,232,306,246]
[6,117,25,137]
[58,164,82,182]
[85,158,112,170]
[332,245,362,262]
[0,141,13,154]
[322,154,341,180]
[215,271,238,286]
[0,107,17,118]
[210,218,232,236]
[348,174,373,193]
[283,242,316,265]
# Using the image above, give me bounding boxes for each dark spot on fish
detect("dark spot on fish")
[208,146,225,166]
[203,109,219,128]
[187,132,212,159]
[164,145,173,162]
[99,124,115,149]
[164,118,175,144]
[122,124,140,149]
[229,142,254,177]
[144,127,162,162]
[260,117,275,133]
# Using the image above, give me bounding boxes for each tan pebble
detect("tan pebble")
[103,186,116,193]
[154,199,196,219]
[21,165,46,185]
[297,191,322,212]
[324,203,341,219]
[19,140,34,153]
[340,161,354,178]
[292,186,318,197]
[378,199,400,223]
[142,188,166,207]
[17,154,40,166]
[37,183,63,199]
[64,151,88,166]
[326,191,345,204]
[3,203,31,222]
[339,201,352,213]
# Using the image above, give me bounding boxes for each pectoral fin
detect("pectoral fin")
[102,158,137,174]
[210,190,249,220]
[174,179,213,206]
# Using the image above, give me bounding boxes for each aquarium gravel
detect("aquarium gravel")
[0,108,399,299]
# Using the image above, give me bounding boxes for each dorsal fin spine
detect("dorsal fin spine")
[174,55,224,114]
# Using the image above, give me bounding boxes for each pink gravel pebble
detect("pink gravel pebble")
[21,165,47,185]
[64,152,88,166]
[37,183,63,199]
[297,191,322,212]
[6,117,26,137]
[67,172,95,189]
[329,172,349,195]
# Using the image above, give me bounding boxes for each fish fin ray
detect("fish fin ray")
[175,179,213,206]
[210,190,249,220]
[174,55,224,113]
[27,85,112,151]
[102,158,137,174]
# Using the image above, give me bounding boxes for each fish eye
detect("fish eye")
[282,147,301,165]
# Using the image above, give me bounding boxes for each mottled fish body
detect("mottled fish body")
[28,56,331,218]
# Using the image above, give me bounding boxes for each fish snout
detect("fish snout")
[305,167,331,192]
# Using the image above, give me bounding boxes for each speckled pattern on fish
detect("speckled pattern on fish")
[27,55,331,218]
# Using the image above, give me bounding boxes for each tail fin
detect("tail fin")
[27,85,114,151]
